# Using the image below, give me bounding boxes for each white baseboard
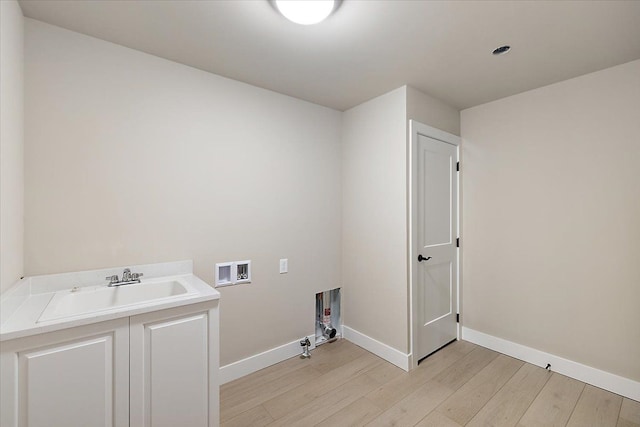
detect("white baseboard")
[219,334,315,385]
[342,325,410,371]
[462,327,640,401]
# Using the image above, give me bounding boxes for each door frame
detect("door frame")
[408,120,461,370]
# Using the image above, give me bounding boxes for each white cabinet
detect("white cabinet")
[1,318,130,427]
[1,301,219,427]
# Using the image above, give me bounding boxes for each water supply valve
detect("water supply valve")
[300,337,311,358]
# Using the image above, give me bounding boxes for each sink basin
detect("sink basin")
[38,280,193,323]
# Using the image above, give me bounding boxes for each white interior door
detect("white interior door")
[412,122,459,363]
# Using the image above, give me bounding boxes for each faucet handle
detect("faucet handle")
[105,275,119,284]
[131,272,144,280]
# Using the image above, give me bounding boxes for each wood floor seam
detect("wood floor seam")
[563,382,586,427]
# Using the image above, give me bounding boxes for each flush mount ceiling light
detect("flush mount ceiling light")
[492,45,511,55]
[274,0,339,25]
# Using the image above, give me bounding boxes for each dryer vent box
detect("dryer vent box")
[315,288,341,346]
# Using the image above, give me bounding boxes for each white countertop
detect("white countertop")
[0,260,220,342]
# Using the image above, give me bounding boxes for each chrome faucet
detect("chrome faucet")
[106,268,143,287]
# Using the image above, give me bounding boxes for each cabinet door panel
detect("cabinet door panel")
[1,319,129,427]
[131,307,212,427]
[20,335,113,427]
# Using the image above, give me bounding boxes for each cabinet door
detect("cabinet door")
[130,302,218,427]
[0,319,129,427]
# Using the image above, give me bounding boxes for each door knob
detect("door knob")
[418,254,432,262]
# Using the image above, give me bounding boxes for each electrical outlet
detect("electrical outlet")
[279,258,288,274]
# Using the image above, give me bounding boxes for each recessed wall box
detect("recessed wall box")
[236,260,251,284]
[215,260,251,287]
[215,262,233,287]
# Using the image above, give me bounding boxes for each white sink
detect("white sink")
[38,280,193,323]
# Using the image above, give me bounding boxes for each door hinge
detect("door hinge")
[456,313,460,323]
[456,162,459,172]
[456,237,459,247]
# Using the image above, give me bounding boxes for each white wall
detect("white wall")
[24,19,342,366]
[0,0,24,293]
[407,85,460,137]
[461,59,640,381]
[342,86,460,354]
[342,87,408,352]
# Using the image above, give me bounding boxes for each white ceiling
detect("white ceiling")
[18,0,640,111]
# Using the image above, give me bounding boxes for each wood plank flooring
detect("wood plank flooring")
[220,339,640,427]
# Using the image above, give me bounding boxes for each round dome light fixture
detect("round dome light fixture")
[275,0,337,25]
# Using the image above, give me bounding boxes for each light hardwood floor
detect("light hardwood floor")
[220,339,640,427]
